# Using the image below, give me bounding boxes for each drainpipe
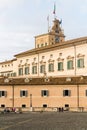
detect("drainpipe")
[74,45,76,76]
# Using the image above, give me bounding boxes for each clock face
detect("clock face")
[55,36,59,42]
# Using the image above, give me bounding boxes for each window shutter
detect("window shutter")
[5,91,7,97]
[47,90,49,96]
[20,91,23,97]
[41,90,43,96]
[67,61,69,69]
[81,59,84,67]
[68,90,71,96]
[63,90,65,96]
[25,91,28,97]
[0,91,1,97]
[40,65,42,73]
[77,59,80,68]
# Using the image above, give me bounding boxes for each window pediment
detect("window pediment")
[57,58,64,61]
[77,53,85,58]
[67,56,74,60]
[32,62,37,65]
[48,59,54,63]
[40,60,46,64]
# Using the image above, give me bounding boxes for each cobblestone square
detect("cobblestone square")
[0,112,87,130]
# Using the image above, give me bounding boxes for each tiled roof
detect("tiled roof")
[0,76,87,86]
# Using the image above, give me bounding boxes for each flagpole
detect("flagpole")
[47,15,49,32]
[53,2,56,20]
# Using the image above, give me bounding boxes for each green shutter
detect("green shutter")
[0,91,1,97]
[20,91,23,97]
[5,91,7,97]
[25,91,28,97]
[77,59,80,68]
[47,90,49,96]
[67,61,69,69]
[41,90,43,96]
[68,90,71,96]
[63,90,65,96]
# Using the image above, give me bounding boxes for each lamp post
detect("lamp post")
[30,94,32,107]
[77,76,84,111]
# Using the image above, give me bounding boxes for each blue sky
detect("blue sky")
[0,0,87,61]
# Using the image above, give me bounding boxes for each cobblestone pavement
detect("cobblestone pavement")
[0,112,87,130]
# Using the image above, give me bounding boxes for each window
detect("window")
[58,62,63,71]
[0,91,7,97]
[43,104,47,108]
[25,67,29,75]
[20,90,28,97]
[20,60,22,63]
[67,60,73,70]
[63,90,71,96]
[18,68,23,76]
[32,66,37,74]
[45,43,47,46]
[26,59,29,62]
[48,63,54,72]
[77,58,84,68]
[65,104,69,107]
[1,104,5,108]
[59,53,62,56]
[42,56,45,59]
[37,44,39,48]
[22,104,26,108]
[41,44,44,47]
[41,90,49,97]
[50,54,53,58]
[40,65,45,73]
[34,58,36,61]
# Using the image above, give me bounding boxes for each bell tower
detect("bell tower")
[35,18,65,48]
[50,18,65,43]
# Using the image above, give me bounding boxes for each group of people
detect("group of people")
[58,107,64,112]
[3,107,16,113]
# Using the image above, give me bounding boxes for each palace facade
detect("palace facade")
[0,17,87,111]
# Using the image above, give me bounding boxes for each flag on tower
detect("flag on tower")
[53,3,56,14]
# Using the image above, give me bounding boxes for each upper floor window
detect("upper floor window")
[41,44,44,47]
[20,60,22,63]
[41,90,49,97]
[32,66,37,74]
[77,58,84,68]
[37,44,39,48]
[42,56,45,59]
[59,53,62,56]
[63,90,71,97]
[0,91,7,97]
[58,62,63,71]
[40,65,45,73]
[20,90,28,97]
[26,59,29,62]
[18,68,23,76]
[67,60,73,70]
[48,63,54,72]
[34,58,36,61]
[45,43,47,46]
[25,67,29,75]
